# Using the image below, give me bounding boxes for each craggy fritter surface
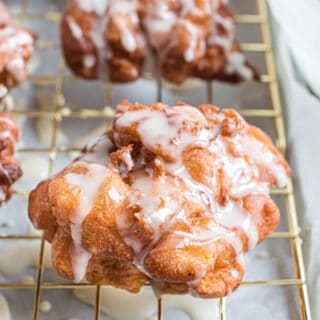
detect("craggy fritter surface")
[0,1,35,89]
[29,101,290,298]
[61,0,259,84]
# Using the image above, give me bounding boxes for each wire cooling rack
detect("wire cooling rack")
[0,0,312,319]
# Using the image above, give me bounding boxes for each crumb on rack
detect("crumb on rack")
[39,300,52,313]
[21,275,35,285]
[255,250,270,259]
[0,220,15,228]
[271,257,281,264]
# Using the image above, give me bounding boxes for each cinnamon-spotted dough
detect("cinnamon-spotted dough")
[29,101,290,297]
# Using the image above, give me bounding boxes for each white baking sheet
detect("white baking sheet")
[0,0,301,319]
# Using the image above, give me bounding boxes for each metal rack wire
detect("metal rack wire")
[0,0,312,319]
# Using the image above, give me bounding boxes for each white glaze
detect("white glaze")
[0,22,33,86]
[115,106,211,160]
[0,94,14,113]
[208,2,234,50]
[117,17,137,52]
[108,0,140,53]
[0,116,16,128]
[232,134,288,188]
[0,294,10,320]
[83,54,96,68]
[77,0,108,16]
[143,1,205,63]
[108,1,137,17]
[143,1,177,48]
[142,0,254,80]
[167,160,259,251]
[67,17,83,40]
[6,57,25,82]
[208,136,262,196]
[181,0,209,17]
[78,134,113,165]
[173,221,244,259]
[225,52,253,80]
[39,300,52,313]
[74,286,219,320]
[0,241,219,319]
[21,275,35,285]
[64,161,110,282]
[130,170,181,229]
[90,13,110,80]
[29,102,288,301]
[208,0,254,80]
[215,13,234,33]
[215,201,258,249]
[179,20,202,62]
[78,0,140,79]
[208,35,231,49]
[1,27,33,49]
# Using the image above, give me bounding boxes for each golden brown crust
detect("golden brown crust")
[30,159,146,290]
[28,180,57,241]
[29,101,290,298]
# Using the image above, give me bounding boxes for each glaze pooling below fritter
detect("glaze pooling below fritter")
[78,134,113,165]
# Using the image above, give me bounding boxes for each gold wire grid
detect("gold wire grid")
[0,0,312,319]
